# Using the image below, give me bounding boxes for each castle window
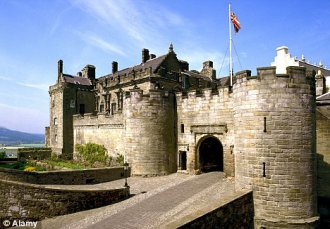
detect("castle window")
[181,124,184,133]
[54,117,58,126]
[182,76,189,89]
[111,103,116,115]
[79,104,85,115]
[55,134,58,142]
[100,103,104,112]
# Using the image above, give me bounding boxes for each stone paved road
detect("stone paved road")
[40,172,235,229]
[87,172,228,229]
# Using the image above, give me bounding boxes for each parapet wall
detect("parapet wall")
[166,190,254,228]
[0,179,129,221]
[233,66,318,227]
[124,88,176,175]
[0,167,129,185]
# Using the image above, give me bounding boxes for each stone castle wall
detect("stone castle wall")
[176,88,234,176]
[73,113,125,158]
[124,88,177,176]
[233,67,318,227]
[316,109,330,198]
[48,83,95,158]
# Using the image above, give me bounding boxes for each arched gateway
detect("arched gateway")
[198,136,223,172]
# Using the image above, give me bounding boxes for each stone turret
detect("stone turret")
[124,87,176,176]
[233,66,318,228]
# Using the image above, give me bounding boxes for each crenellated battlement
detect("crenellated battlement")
[73,112,124,128]
[124,87,172,103]
[176,87,231,104]
[235,66,314,87]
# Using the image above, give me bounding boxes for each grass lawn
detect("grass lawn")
[43,160,89,170]
[0,161,46,171]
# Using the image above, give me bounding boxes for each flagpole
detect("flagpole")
[229,3,233,88]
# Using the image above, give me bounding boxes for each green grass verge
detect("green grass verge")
[43,160,89,170]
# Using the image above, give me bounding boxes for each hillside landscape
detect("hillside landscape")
[0,127,44,145]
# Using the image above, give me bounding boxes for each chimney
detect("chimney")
[81,64,96,81]
[58,59,63,81]
[142,48,150,63]
[77,72,82,77]
[112,61,118,74]
[150,54,156,59]
[201,60,216,80]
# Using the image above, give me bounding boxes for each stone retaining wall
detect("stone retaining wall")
[0,166,130,185]
[167,190,254,229]
[18,148,52,162]
[0,179,129,220]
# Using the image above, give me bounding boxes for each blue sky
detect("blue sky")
[0,0,330,134]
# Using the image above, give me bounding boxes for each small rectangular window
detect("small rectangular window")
[79,104,85,115]
[54,117,58,125]
[111,103,117,115]
[181,124,184,133]
[100,104,104,112]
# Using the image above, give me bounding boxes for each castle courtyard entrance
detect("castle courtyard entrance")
[199,136,223,172]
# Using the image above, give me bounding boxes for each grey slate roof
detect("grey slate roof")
[101,54,167,80]
[63,74,92,86]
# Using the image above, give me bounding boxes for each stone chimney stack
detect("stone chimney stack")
[112,61,118,74]
[142,48,150,63]
[58,59,63,82]
[81,65,96,81]
[201,60,216,80]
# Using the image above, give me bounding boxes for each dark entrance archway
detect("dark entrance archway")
[199,136,223,172]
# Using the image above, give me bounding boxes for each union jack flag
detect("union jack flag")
[230,12,241,33]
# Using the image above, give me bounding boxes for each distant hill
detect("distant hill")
[0,127,44,145]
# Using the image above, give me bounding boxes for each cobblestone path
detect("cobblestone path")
[41,172,235,229]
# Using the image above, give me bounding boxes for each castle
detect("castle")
[45,44,330,228]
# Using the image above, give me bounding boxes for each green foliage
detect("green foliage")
[45,159,87,170]
[75,143,108,165]
[116,153,124,166]
[0,151,6,159]
[0,161,46,171]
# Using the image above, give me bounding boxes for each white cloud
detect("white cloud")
[0,75,10,81]
[77,32,127,56]
[72,0,187,49]
[17,82,49,91]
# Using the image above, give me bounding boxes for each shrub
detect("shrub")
[75,143,108,165]
[0,151,6,159]
[116,153,124,166]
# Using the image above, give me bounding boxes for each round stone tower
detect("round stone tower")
[233,66,318,228]
[124,87,176,176]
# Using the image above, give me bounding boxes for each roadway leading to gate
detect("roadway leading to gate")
[41,172,236,229]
